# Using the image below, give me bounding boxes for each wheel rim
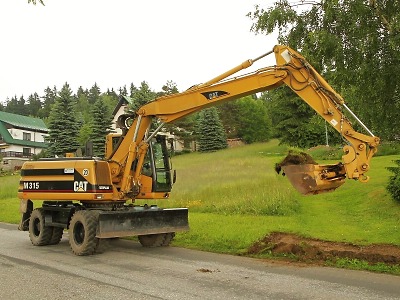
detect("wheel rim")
[33,218,41,237]
[73,222,85,245]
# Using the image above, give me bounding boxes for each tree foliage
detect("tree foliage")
[248,0,400,141]
[39,86,57,119]
[1,75,273,155]
[28,0,44,5]
[387,160,400,202]
[47,83,80,156]
[197,107,227,152]
[129,81,156,112]
[89,97,114,157]
[235,97,271,144]
[261,88,341,148]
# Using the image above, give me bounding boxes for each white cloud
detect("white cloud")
[0,0,277,102]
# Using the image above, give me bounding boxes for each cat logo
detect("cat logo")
[74,181,88,192]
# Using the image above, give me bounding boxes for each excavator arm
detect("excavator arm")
[107,45,380,197]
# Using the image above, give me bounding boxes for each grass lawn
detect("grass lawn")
[1,140,399,269]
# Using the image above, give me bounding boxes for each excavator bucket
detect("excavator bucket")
[276,151,346,195]
[282,164,345,195]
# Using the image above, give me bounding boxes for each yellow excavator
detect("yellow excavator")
[17,45,380,255]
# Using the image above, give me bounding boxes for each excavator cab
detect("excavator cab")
[136,134,176,199]
[146,134,175,193]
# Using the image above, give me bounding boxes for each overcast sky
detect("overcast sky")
[0,0,278,103]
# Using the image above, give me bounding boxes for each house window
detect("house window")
[23,148,31,157]
[23,132,31,141]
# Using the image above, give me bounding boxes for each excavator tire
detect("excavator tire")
[138,232,175,247]
[69,210,99,256]
[161,232,175,246]
[94,238,110,254]
[29,208,53,246]
[49,227,64,245]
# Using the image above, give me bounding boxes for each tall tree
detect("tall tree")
[75,86,91,124]
[235,96,271,144]
[27,93,42,117]
[197,107,227,152]
[129,81,156,112]
[39,86,57,119]
[88,83,101,105]
[47,83,80,156]
[119,85,128,97]
[156,80,179,97]
[17,96,29,116]
[248,0,400,140]
[89,97,114,157]
[4,96,19,114]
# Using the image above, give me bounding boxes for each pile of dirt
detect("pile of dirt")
[275,151,317,175]
[247,232,400,265]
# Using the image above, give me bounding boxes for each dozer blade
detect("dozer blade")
[97,208,189,238]
[282,164,346,195]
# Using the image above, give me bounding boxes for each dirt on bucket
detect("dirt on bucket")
[275,150,317,175]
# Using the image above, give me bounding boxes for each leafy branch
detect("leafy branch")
[27,0,45,5]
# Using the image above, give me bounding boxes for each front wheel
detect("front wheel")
[29,208,52,246]
[69,210,99,256]
[138,232,175,247]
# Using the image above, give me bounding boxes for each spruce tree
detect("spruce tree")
[88,83,101,104]
[119,85,128,97]
[39,86,57,119]
[89,97,114,157]
[5,96,19,114]
[27,93,42,117]
[197,107,227,152]
[130,81,156,112]
[47,83,80,156]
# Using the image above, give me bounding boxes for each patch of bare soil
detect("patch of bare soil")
[247,232,400,265]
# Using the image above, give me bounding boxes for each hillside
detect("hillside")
[1,140,400,271]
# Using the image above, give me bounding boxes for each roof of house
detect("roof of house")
[0,111,49,132]
[112,95,134,116]
[0,111,49,148]
[0,122,47,148]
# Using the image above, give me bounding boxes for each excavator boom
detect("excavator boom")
[115,45,379,195]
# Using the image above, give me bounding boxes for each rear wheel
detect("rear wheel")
[138,232,175,247]
[94,238,110,254]
[49,227,64,245]
[29,208,52,246]
[69,210,99,256]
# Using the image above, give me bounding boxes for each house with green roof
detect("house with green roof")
[0,111,49,170]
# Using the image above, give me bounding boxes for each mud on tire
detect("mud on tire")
[49,227,64,245]
[29,208,53,246]
[138,232,175,247]
[69,210,99,256]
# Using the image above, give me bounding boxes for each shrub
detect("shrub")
[387,160,400,202]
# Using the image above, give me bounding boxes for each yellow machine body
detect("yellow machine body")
[18,158,114,202]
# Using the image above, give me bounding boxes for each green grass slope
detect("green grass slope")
[1,140,399,256]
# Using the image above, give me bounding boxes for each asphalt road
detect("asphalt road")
[1,222,399,300]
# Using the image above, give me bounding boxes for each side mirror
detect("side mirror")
[173,169,177,184]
